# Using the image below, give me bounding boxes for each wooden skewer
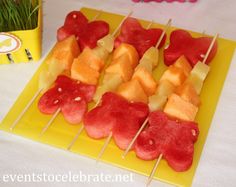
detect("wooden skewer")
[66,11,134,150]
[146,154,163,187]
[122,19,172,158]
[38,11,103,137]
[94,20,157,161]
[146,33,219,186]
[202,33,219,64]
[10,89,42,131]
[96,132,113,163]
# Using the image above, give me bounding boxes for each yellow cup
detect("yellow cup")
[0,0,42,64]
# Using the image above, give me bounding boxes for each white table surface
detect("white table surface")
[1,0,236,186]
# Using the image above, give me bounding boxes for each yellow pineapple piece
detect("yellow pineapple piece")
[191,61,210,81]
[117,79,148,103]
[38,71,55,92]
[156,80,175,97]
[148,94,168,112]
[92,46,109,63]
[137,58,153,73]
[93,85,110,102]
[102,73,123,90]
[185,74,203,95]
[164,93,198,121]
[97,34,114,52]
[141,47,159,68]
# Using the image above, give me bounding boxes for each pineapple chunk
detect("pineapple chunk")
[175,82,201,107]
[48,59,65,77]
[156,80,175,97]
[173,55,192,77]
[93,85,110,102]
[148,94,168,112]
[38,71,55,92]
[141,47,159,68]
[185,74,203,95]
[191,61,210,81]
[102,73,123,90]
[105,54,133,82]
[137,58,153,73]
[164,93,198,121]
[117,79,148,103]
[160,66,186,87]
[97,34,114,52]
[92,46,109,62]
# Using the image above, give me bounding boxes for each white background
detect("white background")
[0,0,236,186]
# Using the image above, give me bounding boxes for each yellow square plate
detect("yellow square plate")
[1,7,236,187]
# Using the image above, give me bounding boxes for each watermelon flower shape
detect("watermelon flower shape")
[38,75,96,124]
[164,29,218,67]
[57,11,109,50]
[83,92,149,149]
[115,17,167,58]
[135,111,199,172]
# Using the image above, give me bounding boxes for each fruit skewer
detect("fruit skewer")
[39,11,134,136]
[67,18,155,151]
[9,10,103,131]
[95,19,172,162]
[146,33,218,186]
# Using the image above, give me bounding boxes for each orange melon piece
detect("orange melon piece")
[105,54,133,82]
[71,58,100,85]
[173,55,192,77]
[117,79,148,103]
[112,43,139,68]
[78,47,105,72]
[160,66,187,87]
[132,66,157,96]
[164,93,198,121]
[175,82,201,107]
[49,35,80,70]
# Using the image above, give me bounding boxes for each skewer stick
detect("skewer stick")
[202,33,219,64]
[66,11,134,150]
[122,19,172,158]
[39,108,61,137]
[146,33,219,186]
[122,118,148,158]
[155,19,172,48]
[96,132,113,163]
[38,11,103,137]
[10,89,42,131]
[95,20,157,161]
[112,11,133,37]
[146,154,163,187]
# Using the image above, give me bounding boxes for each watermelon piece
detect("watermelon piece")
[84,92,149,149]
[134,111,199,171]
[38,75,95,124]
[164,29,218,67]
[115,17,166,57]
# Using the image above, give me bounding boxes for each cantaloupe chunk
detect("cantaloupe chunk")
[156,80,175,97]
[141,46,159,68]
[175,82,201,107]
[173,55,192,77]
[185,74,203,95]
[117,79,148,103]
[160,66,187,87]
[164,93,198,121]
[71,58,100,85]
[148,94,167,112]
[112,43,139,68]
[48,35,80,70]
[137,58,153,73]
[105,54,133,82]
[78,47,105,72]
[191,61,210,81]
[97,34,114,52]
[132,66,157,96]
